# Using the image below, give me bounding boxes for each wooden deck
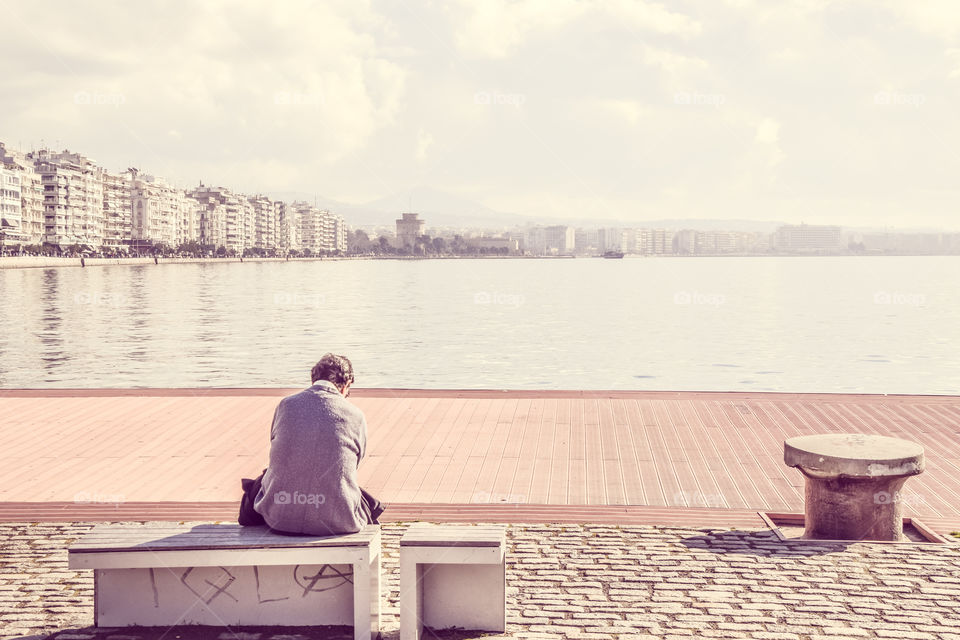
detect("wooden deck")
[2,389,959,532]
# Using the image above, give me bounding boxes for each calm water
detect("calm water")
[1,256,958,393]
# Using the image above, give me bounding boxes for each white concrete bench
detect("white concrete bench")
[399,523,506,640]
[67,523,381,640]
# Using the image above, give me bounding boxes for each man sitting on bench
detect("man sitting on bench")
[239,353,384,535]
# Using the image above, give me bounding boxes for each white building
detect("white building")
[294,202,321,255]
[544,225,575,255]
[0,165,22,247]
[774,224,842,253]
[395,213,425,250]
[276,201,301,254]
[0,143,43,245]
[330,212,347,253]
[0,142,352,255]
[29,149,105,250]
[101,171,131,251]
[248,195,278,252]
[225,196,253,254]
[598,227,626,253]
[187,185,232,251]
[127,170,189,250]
[673,229,697,254]
[524,225,575,255]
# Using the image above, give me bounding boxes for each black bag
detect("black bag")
[238,469,267,526]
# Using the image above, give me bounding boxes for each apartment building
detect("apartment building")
[187,185,231,250]
[29,149,105,249]
[0,143,44,245]
[101,171,131,251]
[276,201,301,254]
[248,195,277,251]
[774,224,842,252]
[0,165,21,244]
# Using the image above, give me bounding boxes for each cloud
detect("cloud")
[751,117,784,171]
[755,118,780,144]
[451,0,700,59]
[1,0,959,228]
[0,0,407,187]
[590,100,650,127]
[415,129,434,161]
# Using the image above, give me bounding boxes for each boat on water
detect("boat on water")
[602,251,625,259]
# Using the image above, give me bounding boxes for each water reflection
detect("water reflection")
[0,257,957,393]
[38,269,70,378]
[125,265,151,362]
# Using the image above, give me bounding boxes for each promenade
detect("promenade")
[1,388,959,533]
[3,388,960,639]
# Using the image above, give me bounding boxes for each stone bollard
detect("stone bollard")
[784,433,924,541]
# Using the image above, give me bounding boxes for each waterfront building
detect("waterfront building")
[507,230,525,253]
[276,201,301,254]
[741,231,771,252]
[101,171,131,252]
[858,231,959,254]
[298,205,347,254]
[331,212,347,253]
[248,195,278,252]
[673,229,696,254]
[224,196,253,254]
[295,201,318,254]
[0,143,44,245]
[395,213,425,250]
[774,224,842,252]
[321,208,335,252]
[524,225,576,256]
[694,230,740,254]
[635,228,673,255]
[598,227,626,254]
[0,141,355,255]
[0,165,22,247]
[574,228,599,254]
[28,149,105,250]
[187,185,231,251]
[180,199,201,247]
[187,185,252,254]
[464,235,519,253]
[127,170,189,251]
[548,225,575,254]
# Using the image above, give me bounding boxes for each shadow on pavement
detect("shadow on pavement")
[680,529,850,557]
[11,626,503,640]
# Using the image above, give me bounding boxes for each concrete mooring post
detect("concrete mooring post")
[784,433,924,541]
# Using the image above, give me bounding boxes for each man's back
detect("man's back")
[253,380,368,535]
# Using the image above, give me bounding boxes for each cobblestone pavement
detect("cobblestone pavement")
[2,521,960,640]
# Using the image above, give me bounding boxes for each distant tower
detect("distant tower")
[395,212,425,249]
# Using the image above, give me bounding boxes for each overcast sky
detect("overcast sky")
[2,0,959,228]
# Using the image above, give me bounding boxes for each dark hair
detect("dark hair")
[311,353,355,387]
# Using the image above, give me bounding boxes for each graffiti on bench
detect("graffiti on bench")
[142,564,354,608]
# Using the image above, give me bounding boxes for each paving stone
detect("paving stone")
[3,521,960,639]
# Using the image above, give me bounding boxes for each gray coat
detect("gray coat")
[254,380,368,535]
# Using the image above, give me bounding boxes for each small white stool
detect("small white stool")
[399,523,506,640]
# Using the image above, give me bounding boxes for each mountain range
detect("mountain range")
[266,186,945,234]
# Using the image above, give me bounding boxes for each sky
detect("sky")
[2,0,959,229]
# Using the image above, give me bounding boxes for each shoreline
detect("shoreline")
[1,253,957,269]
[0,254,565,269]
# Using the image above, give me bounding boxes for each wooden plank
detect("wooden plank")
[3,389,960,520]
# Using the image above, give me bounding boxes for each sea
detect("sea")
[0,256,957,393]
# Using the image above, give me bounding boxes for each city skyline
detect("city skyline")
[3,2,960,229]
[4,137,960,258]
[0,141,348,255]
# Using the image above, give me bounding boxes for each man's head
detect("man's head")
[311,353,355,395]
